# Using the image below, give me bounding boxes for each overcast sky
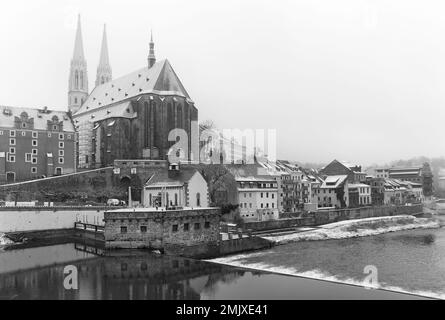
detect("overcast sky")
[0,0,444,166]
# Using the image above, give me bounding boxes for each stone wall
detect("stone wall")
[0,207,105,233]
[242,204,424,231]
[310,204,423,225]
[243,217,313,231]
[104,208,220,250]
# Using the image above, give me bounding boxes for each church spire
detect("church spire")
[68,14,89,114]
[95,24,112,87]
[148,30,156,68]
[73,14,85,60]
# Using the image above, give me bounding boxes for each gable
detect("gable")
[322,160,352,176]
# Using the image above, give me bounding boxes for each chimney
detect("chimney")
[168,162,180,179]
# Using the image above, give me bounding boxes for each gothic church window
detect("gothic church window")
[75,70,79,89]
[80,71,84,89]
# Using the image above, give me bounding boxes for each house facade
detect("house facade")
[0,106,76,183]
[142,163,209,208]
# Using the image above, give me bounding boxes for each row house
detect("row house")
[347,183,371,207]
[236,176,279,222]
[314,175,349,209]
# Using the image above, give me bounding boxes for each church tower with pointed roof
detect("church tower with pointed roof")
[68,15,89,114]
[148,30,156,68]
[95,24,112,87]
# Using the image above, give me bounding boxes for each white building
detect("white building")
[142,163,209,208]
[236,176,279,222]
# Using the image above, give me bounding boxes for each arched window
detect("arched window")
[175,193,178,206]
[75,71,79,89]
[74,97,78,104]
[196,193,201,207]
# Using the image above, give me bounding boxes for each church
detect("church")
[70,16,199,169]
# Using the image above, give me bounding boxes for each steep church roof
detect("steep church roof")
[73,59,192,119]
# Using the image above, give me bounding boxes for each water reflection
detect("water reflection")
[0,243,246,300]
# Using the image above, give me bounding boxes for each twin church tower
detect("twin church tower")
[68,15,155,114]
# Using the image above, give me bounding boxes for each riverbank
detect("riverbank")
[260,215,440,245]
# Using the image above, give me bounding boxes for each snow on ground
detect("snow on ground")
[0,233,13,247]
[261,215,441,244]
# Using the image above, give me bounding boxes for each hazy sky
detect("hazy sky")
[1,0,444,166]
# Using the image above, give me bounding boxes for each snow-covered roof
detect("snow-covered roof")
[0,106,74,132]
[321,175,348,188]
[73,59,192,119]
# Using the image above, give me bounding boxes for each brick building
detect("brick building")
[0,106,76,183]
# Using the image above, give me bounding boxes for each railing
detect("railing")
[74,222,104,233]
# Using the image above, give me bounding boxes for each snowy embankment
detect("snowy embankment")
[0,233,14,247]
[262,215,441,244]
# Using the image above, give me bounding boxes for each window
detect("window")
[120,226,127,233]
[32,131,38,138]
[0,131,3,135]
[32,157,37,164]
[32,140,38,147]
[194,223,200,230]
[9,138,15,145]
[21,131,26,136]
[140,226,147,233]
[204,221,210,229]
[53,125,58,131]
[172,224,178,232]
[32,149,38,155]
[59,133,64,140]
[67,134,71,139]
[7,154,15,162]
[9,130,15,137]
[196,193,201,207]
[59,150,64,156]
[31,167,37,174]
[48,132,52,138]
[59,142,64,148]
[58,157,64,164]
[25,153,32,162]
[183,223,189,231]
[9,147,15,154]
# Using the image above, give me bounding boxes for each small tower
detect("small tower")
[68,15,89,114]
[148,30,156,68]
[95,24,112,87]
